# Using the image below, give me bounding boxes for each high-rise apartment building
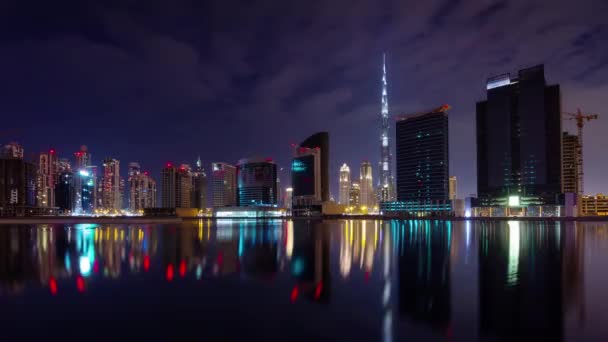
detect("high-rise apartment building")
[36,149,57,207]
[449,176,457,201]
[73,145,93,213]
[192,157,208,209]
[101,158,121,211]
[349,182,361,207]
[161,163,177,208]
[562,132,579,194]
[2,142,24,159]
[128,162,156,212]
[360,161,374,207]
[396,105,450,203]
[176,164,193,208]
[55,171,75,212]
[477,65,561,206]
[237,157,277,206]
[212,162,237,207]
[298,132,329,202]
[0,145,36,212]
[339,163,351,205]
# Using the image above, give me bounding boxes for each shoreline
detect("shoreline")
[0,215,607,224]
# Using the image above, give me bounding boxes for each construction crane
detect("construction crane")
[563,108,599,194]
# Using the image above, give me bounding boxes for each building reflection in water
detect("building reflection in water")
[0,219,599,341]
[397,220,452,333]
[478,221,586,341]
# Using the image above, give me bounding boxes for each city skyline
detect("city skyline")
[1,1,608,199]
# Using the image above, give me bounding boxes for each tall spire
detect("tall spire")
[196,155,202,170]
[379,52,393,201]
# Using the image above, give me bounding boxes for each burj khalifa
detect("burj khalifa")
[378,53,394,202]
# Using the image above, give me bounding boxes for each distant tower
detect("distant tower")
[101,158,121,211]
[192,156,208,209]
[562,132,579,194]
[349,182,361,207]
[339,163,351,205]
[212,162,237,207]
[449,176,457,200]
[379,53,394,202]
[360,161,375,207]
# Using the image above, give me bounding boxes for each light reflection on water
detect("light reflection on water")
[0,220,607,341]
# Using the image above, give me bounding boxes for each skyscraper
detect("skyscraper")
[177,164,193,208]
[36,149,57,207]
[378,54,394,202]
[339,163,351,205]
[360,161,374,207]
[349,182,361,206]
[477,65,561,206]
[237,157,277,206]
[161,163,177,208]
[101,158,121,211]
[0,144,36,214]
[2,142,24,159]
[449,176,457,201]
[292,132,329,216]
[192,156,208,209]
[562,132,579,194]
[55,171,75,212]
[73,145,92,213]
[128,162,157,212]
[396,105,450,204]
[299,132,329,202]
[212,162,237,207]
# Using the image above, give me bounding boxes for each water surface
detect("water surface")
[1,220,607,341]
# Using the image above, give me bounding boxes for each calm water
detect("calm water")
[1,220,607,341]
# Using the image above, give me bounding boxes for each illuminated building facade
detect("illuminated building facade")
[101,158,121,211]
[562,132,579,194]
[128,162,156,212]
[192,156,208,209]
[79,168,95,213]
[284,187,293,210]
[449,176,457,201]
[237,157,277,206]
[36,149,57,207]
[212,162,237,207]
[580,194,608,216]
[161,163,194,209]
[176,164,193,208]
[360,161,374,207]
[477,65,562,207]
[339,163,351,205]
[349,182,361,206]
[73,145,93,213]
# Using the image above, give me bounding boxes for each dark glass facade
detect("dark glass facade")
[395,109,449,203]
[292,155,315,197]
[55,171,75,211]
[237,159,277,206]
[477,65,561,205]
[0,158,36,207]
[299,132,329,202]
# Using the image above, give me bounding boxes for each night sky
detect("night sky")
[1,0,607,198]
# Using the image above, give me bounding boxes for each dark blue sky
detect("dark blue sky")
[1,0,607,198]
